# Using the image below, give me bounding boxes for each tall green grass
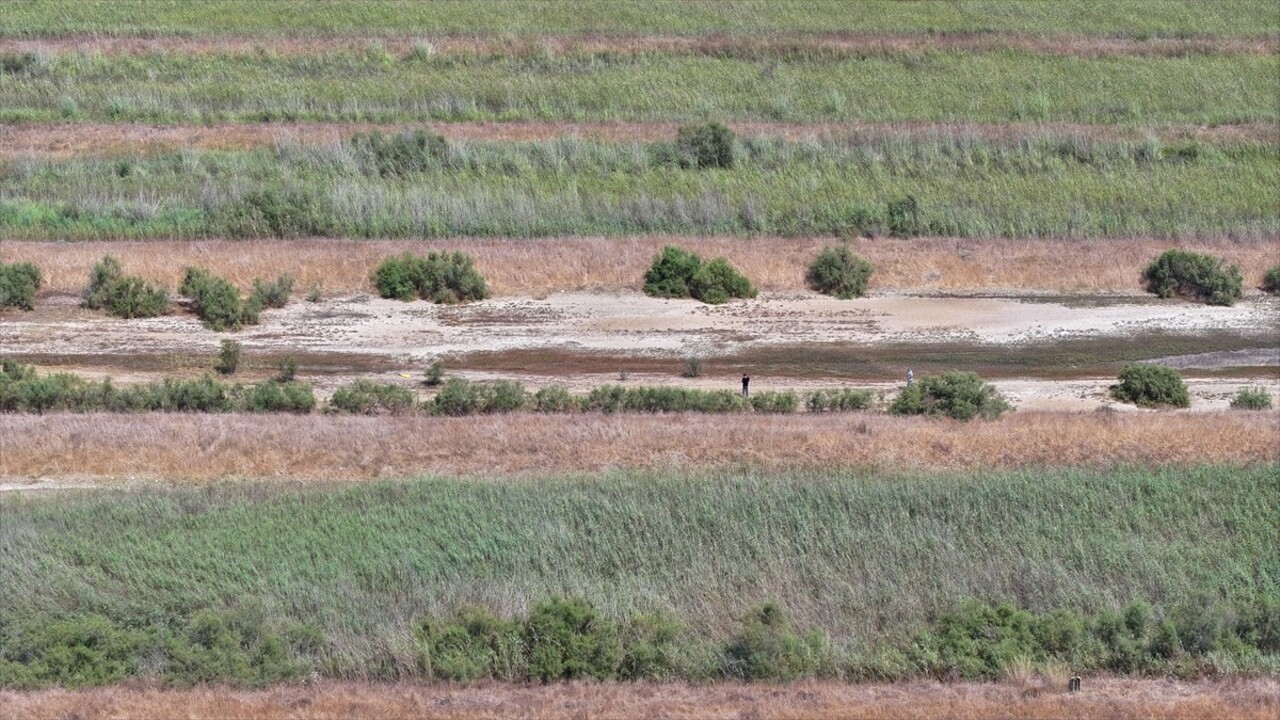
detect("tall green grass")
[2,134,1275,239]
[4,1,1274,38]
[1,51,1273,125]
[1,466,1275,676]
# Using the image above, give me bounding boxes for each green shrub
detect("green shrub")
[1142,249,1243,306]
[1110,364,1190,408]
[243,380,315,413]
[583,385,747,414]
[681,355,704,378]
[750,391,799,413]
[249,274,294,309]
[83,255,168,319]
[889,371,1011,420]
[806,388,875,412]
[534,385,579,413]
[911,601,1042,680]
[276,357,298,383]
[179,267,259,331]
[164,608,307,688]
[219,187,334,239]
[329,380,415,415]
[215,340,241,375]
[351,129,449,177]
[1262,265,1280,295]
[619,613,686,680]
[524,598,621,682]
[886,195,922,237]
[423,361,445,386]
[416,606,523,681]
[722,603,830,681]
[675,122,735,169]
[0,615,148,689]
[431,377,529,416]
[642,246,755,304]
[373,251,489,304]
[0,261,41,311]
[806,245,874,299]
[1229,386,1272,410]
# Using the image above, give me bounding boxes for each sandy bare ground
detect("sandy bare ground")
[1,121,1275,159]
[2,678,1277,720]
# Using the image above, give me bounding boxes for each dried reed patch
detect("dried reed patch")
[1,411,1274,483]
[2,678,1277,720]
[5,236,1278,297]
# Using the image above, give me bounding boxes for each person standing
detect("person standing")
[741,373,750,397]
[906,368,914,387]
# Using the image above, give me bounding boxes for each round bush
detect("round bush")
[889,371,1012,420]
[675,122,735,169]
[806,245,873,299]
[1110,364,1190,408]
[642,246,755,304]
[1142,249,1243,306]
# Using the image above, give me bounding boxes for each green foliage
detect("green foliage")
[1229,386,1272,410]
[533,385,579,413]
[416,606,523,681]
[584,385,747,413]
[886,195,922,237]
[82,255,167,319]
[619,613,686,680]
[373,251,489,303]
[723,603,831,681]
[163,608,310,688]
[889,371,1011,420]
[643,246,755,304]
[218,187,334,239]
[681,355,704,378]
[1111,364,1190,408]
[1262,265,1280,295]
[350,129,449,177]
[0,261,41,311]
[423,361,445,386]
[215,339,241,375]
[276,357,298,383]
[0,615,146,689]
[806,388,875,412]
[1142,249,1243,306]
[675,122,736,169]
[431,377,530,416]
[179,267,259,331]
[249,274,294,309]
[806,245,874,299]
[243,380,315,414]
[328,380,416,415]
[750,391,799,413]
[524,598,621,682]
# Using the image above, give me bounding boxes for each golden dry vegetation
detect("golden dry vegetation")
[3,678,1277,720]
[2,411,1275,484]
[6,236,1278,298]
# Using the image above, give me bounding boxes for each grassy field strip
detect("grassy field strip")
[1,412,1275,483]
[5,236,1278,297]
[5,1,1275,38]
[5,678,1279,720]
[2,52,1273,125]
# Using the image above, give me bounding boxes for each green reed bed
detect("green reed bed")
[1,134,1275,240]
[1,50,1273,125]
[0,466,1275,682]
[3,1,1274,38]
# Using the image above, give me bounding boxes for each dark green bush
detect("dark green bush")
[350,129,449,177]
[584,385,747,413]
[1262,265,1280,295]
[533,385,579,412]
[722,603,830,681]
[619,613,686,680]
[886,195,922,237]
[675,122,735,169]
[243,380,315,413]
[0,615,148,689]
[806,388,875,412]
[749,391,799,413]
[164,608,307,688]
[179,267,259,331]
[1229,386,1273,410]
[423,361,445,386]
[416,606,523,681]
[911,601,1043,680]
[215,339,241,375]
[219,187,334,239]
[249,274,294,309]
[1142,249,1243,306]
[524,598,621,682]
[328,380,416,415]
[431,378,530,416]
[642,246,755,304]
[1110,364,1190,408]
[806,245,874,299]
[374,251,489,304]
[0,261,41,311]
[83,255,167,319]
[889,371,1011,420]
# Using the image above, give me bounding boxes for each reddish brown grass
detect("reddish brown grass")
[1,411,1275,484]
[2,678,1277,720]
[5,236,1278,297]
[0,121,1273,159]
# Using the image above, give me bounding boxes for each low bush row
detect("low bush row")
[3,597,1275,689]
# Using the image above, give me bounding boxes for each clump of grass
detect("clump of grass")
[1229,386,1272,410]
[349,129,449,177]
[83,255,167,319]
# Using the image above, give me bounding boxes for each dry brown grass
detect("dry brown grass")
[2,678,1277,720]
[1,121,1273,159]
[6,236,1279,297]
[1,411,1275,484]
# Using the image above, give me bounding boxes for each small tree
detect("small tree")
[1142,249,1243,306]
[215,340,241,375]
[675,122,735,169]
[890,371,1012,420]
[1110,364,1190,408]
[806,245,874,299]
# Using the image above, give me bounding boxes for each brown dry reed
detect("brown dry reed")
[1,678,1277,720]
[1,411,1275,484]
[5,236,1279,298]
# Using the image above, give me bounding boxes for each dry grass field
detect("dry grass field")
[3,678,1277,720]
[2,411,1275,485]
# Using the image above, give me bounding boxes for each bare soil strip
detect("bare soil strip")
[1,121,1274,159]
[1,411,1274,485]
[3,32,1272,60]
[2,678,1277,720]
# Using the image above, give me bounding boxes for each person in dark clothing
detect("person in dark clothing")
[741,373,750,397]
